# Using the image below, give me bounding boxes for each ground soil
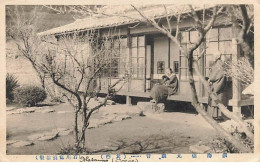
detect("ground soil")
[6,101,217,155]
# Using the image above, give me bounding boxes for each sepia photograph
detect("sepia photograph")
[2,2,258,161]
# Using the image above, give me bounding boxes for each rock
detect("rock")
[107,100,116,105]
[11,141,34,148]
[21,109,36,113]
[57,111,71,114]
[6,140,19,145]
[28,133,45,141]
[52,128,73,136]
[7,107,36,115]
[120,144,142,154]
[122,116,132,120]
[40,108,55,113]
[88,119,99,129]
[189,144,211,153]
[98,117,115,125]
[38,132,59,141]
[88,123,99,129]
[137,102,165,114]
[58,129,72,136]
[139,111,146,116]
[6,111,20,115]
[156,103,165,113]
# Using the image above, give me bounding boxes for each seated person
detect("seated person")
[150,68,178,103]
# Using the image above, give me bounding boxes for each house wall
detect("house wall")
[49,14,233,103]
[153,36,168,79]
[169,40,180,70]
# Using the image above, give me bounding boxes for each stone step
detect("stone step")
[137,102,165,114]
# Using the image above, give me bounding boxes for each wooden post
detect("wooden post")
[168,38,171,68]
[144,35,147,92]
[231,38,242,117]
[127,28,131,92]
[126,95,132,106]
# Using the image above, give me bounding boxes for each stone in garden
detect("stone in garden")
[6,111,20,115]
[139,111,146,116]
[106,100,116,105]
[28,133,45,141]
[21,108,36,113]
[189,144,211,153]
[40,108,55,113]
[137,102,165,114]
[38,132,59,141]
[88,123,99,129]
[53,128,73,136]
[113,116,123,122]
[121,116,132,120]
[120,144,142,154]
[11,141,34,148]
[88,119,100,129]
[98,117,115,125]
[57,111,71,114]
[6,140,19,145]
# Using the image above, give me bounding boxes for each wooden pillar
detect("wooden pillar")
[231,38,242,117]
[144,35,147,92]
[127,28,131,92]
[126,95,132,106]
[168,38,171,68]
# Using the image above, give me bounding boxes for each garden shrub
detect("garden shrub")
[14,86,47,106]
[6,73,20,101]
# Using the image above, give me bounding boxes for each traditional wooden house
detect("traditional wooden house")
[38,5,254,116]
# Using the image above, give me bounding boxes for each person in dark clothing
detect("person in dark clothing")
[150,68,178,103]
[207,51,228,119]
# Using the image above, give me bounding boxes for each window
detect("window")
[157,61,165,74]
[131,36,145,79]
[101,37,128,78]
[205,27,232,77]
[179,27,233,80]
[179,31,200,80]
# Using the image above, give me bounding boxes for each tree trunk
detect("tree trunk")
[186,51,251,153]
[193,61,254,140]
[74,107,79,148]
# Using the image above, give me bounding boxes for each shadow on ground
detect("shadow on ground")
[86,134,193,154]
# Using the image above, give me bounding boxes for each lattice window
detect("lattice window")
[131,36,145,79]
[205,27,232,77]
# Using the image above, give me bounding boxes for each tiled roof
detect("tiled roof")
[38,4,216,36]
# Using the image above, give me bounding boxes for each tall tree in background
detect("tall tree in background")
[6,6,55,98]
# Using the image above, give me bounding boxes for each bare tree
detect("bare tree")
[6,6,58,99]
[131,4,253,152]
[40,30,126,150]
[42,4,254,152]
